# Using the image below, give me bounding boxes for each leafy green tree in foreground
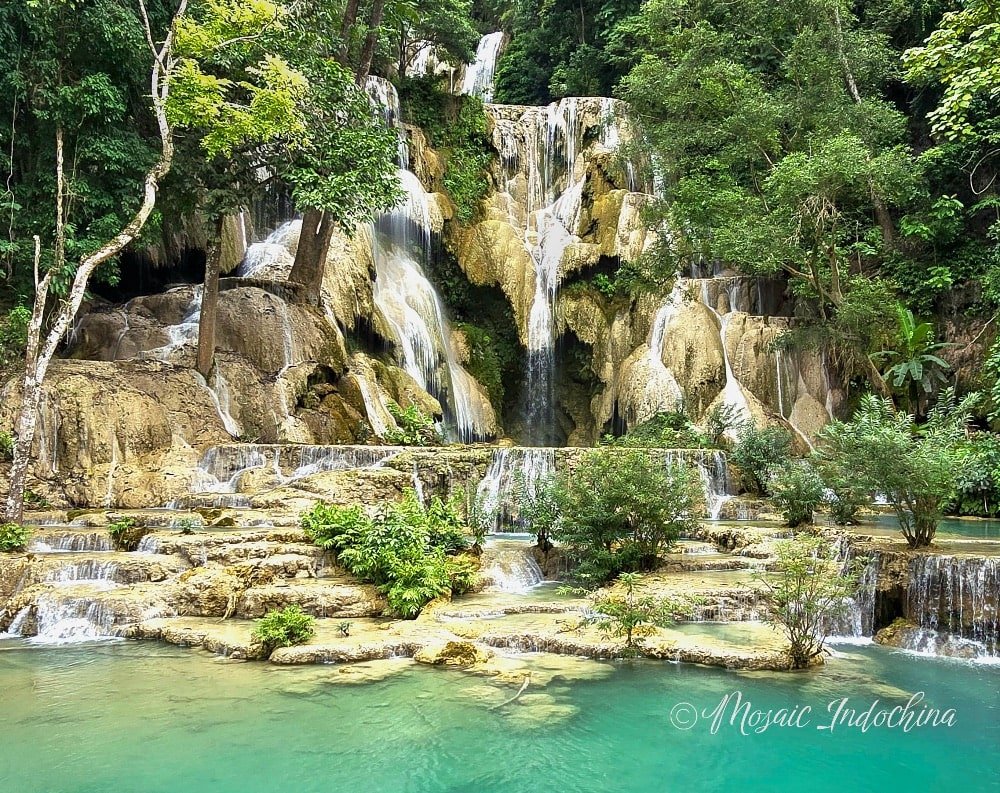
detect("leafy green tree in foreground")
[754,536,858,669]
[537,449,701,584]
[816,389,977,547]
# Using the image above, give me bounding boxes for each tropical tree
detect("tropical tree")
[754,535,859,668]
[816,389,977,547]
[588,572,682,655]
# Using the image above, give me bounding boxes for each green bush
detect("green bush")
[812,440,873,525]
[768,462,824,528]
[0,306,30,373]
[948,432,1000,517]
[107,517,149,551]
[0,430,13,462]
[604,410,714,450]
[589,572,685,655]
[252,606,316,653]
[384,403,441,446]
[539,449,702,584]
[0,522,31,552]
[815,390,977,547]
[301,491,473,618]
[731,424,793,495]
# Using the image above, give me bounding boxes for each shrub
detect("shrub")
[301,491,472,618]
[948,433,1000,517]
[704,404,740,447]
[173,516,202,535]
[384,403,441,446]
[108,517,149,551]
[815,389,977,547]
[604,409,713,449]
[0,522,31,552]
[731,423,793,495]
[588,572,684,655]
[0,306,30,373]
[768,462,824,528]
[812,444,873,525]
[252,606,316,653]
[754,536,859,668]
[0,430,13,462]
[541,449,701,584]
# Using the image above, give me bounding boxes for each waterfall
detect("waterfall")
[479,540,545,593]
[239,220,299,277]
[907,555,999,657]
[44,560,123,585]
[187,444,407,496]
[29,532,112,553]
[460,32,504,102]
[366,78,493,442]
[474,447,556,533]
[148,286,202,363]
[663,449,735,520]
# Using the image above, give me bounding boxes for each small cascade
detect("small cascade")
[460,32,504,102]
[148,286,202,363]
[692,283,753,435]
[828,541,881,638]
[21,595,125,643]
[29,532,112,553]
[187,444,407,496]
[43,559,122,585]
[636,288,685,422]
[479,540,545,593]
[474,447,556,532]
[906,555,999,657]
[663,449,735,520]
[239,220,299,277]
[688,590,766,622]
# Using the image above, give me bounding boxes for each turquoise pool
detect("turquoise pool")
[0,640,997,792]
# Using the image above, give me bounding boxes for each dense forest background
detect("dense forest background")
[0,0,998,516]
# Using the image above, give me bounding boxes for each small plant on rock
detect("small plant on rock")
[589,573,684,656]
[384,403,442,446]
[174,516,202,535]
[0,522,31,552]
[108,517,149,551]
[252,606,316,654]
[0,430,13,462]
[338,621,352,637]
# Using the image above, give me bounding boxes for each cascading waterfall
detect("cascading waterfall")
[187,444,408,496]
[366,76,493,442]
[460,32,504,102]
[479,540,545,593]
[907,555,999,657]
[239,220,299,277]
[474,447,556,533]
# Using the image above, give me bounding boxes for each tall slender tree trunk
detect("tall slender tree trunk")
[288,208,336,304]
[3,0,183,523]
[338,0,361,64]
[196,217,225,377]
[355,0,387,86]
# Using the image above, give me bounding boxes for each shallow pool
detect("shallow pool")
[0,640,997,792]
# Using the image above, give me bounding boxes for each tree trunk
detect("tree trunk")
[288,208,336,304]
[3,0,183,523]
[196,220,224,377]
[337,0,362,64]
[355,0,387,85]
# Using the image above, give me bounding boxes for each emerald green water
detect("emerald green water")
[1,640,997,792]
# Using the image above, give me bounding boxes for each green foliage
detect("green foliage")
[0,429,13,462]
[399,79,492,222]
[767,462,824,528]
[588,572,682,655]
[871,304,952,413]
[300,492,473,618]
[492,0,641,103]
[903,0,1000,144]
[173,516,202,535]
[384,403,442,446]
[107,517,148,551]
[816,389,978,546]
[0,522,31,552]
[540,450,701,584]
[754,536,859,668]
[252,605,316,653]
[731,424,793,496]
[812,441,873,525]
[457,322,505,414]
[603,409,716,449]
[0,307,30,374]
[949,433,1000,518]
